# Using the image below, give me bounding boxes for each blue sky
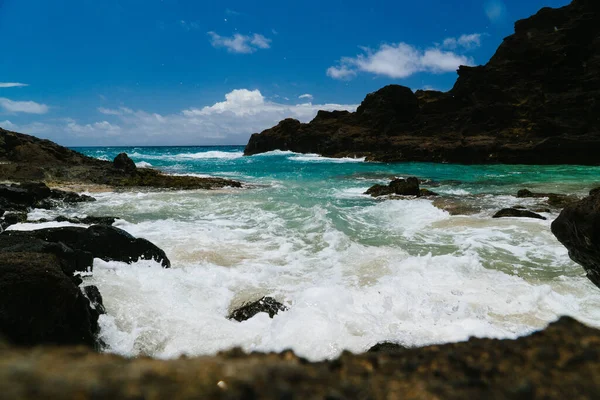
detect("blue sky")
[0,0,570,146]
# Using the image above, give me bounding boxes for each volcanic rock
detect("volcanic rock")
[228,296,288,322]
[0,317,600,398]
[493,208,547,220]
[245,0,600,165]
[0,128,242,189]
[5,225,171,268]
[552,189,600,288]
[0,252,100,348]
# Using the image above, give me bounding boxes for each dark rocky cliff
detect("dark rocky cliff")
[245,0,600,164]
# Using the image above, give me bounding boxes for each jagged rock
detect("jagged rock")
[113,153,137,174]
[367,341,406,352]
[0,182,96,213]
[0,317,599,399]
[0,252,100,348]
[245,0,600,165]
[419,188,439,197]
[5,225,171,268]
[493,208,547,220]
[83,285,106,315]
[0,129,242,189]
[552,189,600,289]
[228,296,287,322]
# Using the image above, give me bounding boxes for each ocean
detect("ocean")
[12,145,600,360]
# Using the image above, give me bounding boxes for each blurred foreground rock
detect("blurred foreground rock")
[0,317,599,399]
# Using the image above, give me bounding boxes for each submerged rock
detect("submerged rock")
[432,197,482,215]
[228,296,287,322]
[6,225,171,268]
[552,189,600,289]
[0,317,599,398]
[493,208,547,220]
[517,189,578,208]
[0,252,100,348]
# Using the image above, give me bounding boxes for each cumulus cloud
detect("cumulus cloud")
[0,98,49,114]
[298,94,313,100]
[208,32,272,53]
[0,82,29,88]
[5,89,357,145]
[442,33,482,50]
[327,37,478,80]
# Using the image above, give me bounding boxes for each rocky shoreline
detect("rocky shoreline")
[245,0,600,164]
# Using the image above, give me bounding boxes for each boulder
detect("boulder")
[0,182,95,212]
[493,208,547,220]
[365,177,421,197]
[552,190,600,289]
[228,297,287,322]
[0,252,100,348]
[6,225,171,268]
[113,153,137,174]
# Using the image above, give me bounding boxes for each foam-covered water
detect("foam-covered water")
[19,146,600,360]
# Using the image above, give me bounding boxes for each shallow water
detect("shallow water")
[15,146,600,360]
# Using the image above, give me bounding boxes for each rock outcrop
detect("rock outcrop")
[365,177,439,198]
[1,317,599,399]
[0,128,242,189]
[552,187,600,289]
[4,225,171,268]
[245,0,600,164]
[0,252,101,348]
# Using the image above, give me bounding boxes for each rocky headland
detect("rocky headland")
[245,0,600,164]
[0,127,241,189]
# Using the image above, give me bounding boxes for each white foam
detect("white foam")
[135,161,153,168]
[289,153,366,163]
[73,186,600,362]
[6,221,88,231]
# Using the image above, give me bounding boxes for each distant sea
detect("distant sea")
[15,146,600,360]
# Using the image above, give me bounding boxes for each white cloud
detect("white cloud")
[457,33,482,49]
[328,39,476,80]
[6,89,357,145]
[208,32,271,54]
[298,94,313,100]
[180,20,200,31]
[0,98,49,114]
[0,82,29,88]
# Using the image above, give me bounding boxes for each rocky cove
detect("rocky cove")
[2,0,600,397]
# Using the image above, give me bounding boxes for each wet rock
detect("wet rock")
[5,225,170,268]
[517,189,578,208]
[113,153,137,174]
[54,215,117,225]
[83,285,106,315]
[0,252,100,348]
[367,342,406,353]
[552,189,600,289]
[432,197,482,216]
[419,188,439,197]
[228,296,287,322]
[365,177,420,197]
[0,317,599,399]
[493,208,547,220]
[1,212,27,229]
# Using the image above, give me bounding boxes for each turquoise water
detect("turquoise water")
[18,146,600,360]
